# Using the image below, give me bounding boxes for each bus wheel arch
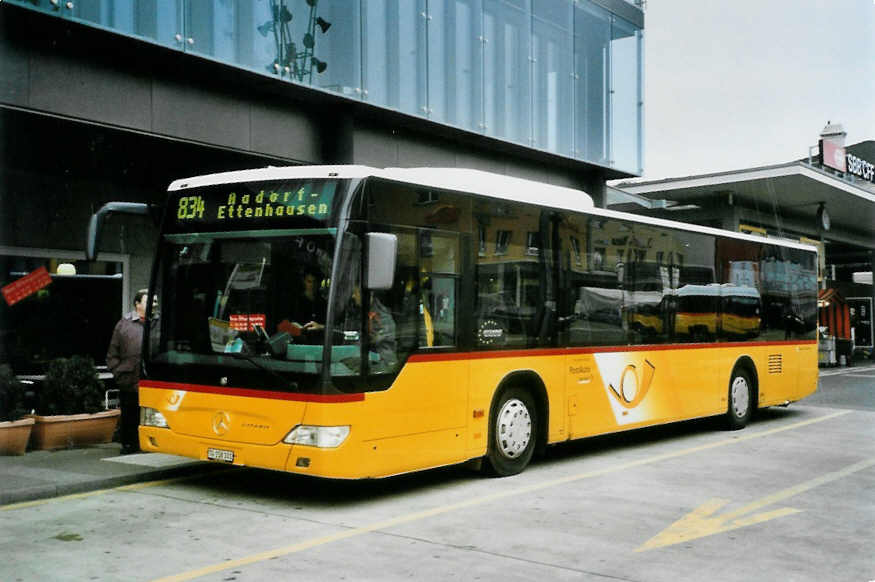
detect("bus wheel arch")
[483,371,548,476]
[725,357,758,430]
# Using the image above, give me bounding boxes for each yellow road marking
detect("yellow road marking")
[151,410,851,582]
[638,455,875,551]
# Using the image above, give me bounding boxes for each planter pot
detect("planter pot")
[27,409,120,451]
[0,417,35,455]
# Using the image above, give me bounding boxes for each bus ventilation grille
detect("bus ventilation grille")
[768,354,783,374]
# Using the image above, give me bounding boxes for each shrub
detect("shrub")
[0,364,29,422]
[38,356,104,415]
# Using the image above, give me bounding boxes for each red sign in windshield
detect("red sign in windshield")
[229,313,266,332]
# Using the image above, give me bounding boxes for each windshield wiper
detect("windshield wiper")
[223,352,299,392]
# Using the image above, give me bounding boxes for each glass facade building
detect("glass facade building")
[9,0,643,174]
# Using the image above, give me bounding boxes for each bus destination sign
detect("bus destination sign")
[170,181,338,231]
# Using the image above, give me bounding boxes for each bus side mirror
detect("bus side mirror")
[86,202,151,261]
[366,233,397,290]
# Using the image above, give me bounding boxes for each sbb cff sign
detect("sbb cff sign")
[847,153,875,182]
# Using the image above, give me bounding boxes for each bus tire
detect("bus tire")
[484,386,537,476]
[725,367,753,430]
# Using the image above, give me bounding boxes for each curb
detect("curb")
[0,461,230,507]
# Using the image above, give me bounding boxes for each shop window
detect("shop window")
[1,251,126,374]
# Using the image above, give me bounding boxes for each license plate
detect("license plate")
[206,448,235,463]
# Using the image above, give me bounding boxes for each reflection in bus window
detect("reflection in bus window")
[557,217,721,346]
[475,201,545,348]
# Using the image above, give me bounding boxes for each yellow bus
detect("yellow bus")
[87,166,818,478]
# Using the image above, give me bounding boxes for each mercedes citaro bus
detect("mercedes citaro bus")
[87,166,818,478]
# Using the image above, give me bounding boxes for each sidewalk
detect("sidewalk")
[0,443,221,506]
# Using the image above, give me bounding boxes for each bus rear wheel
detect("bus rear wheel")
[485,387,537,476]
[725,368,753,430]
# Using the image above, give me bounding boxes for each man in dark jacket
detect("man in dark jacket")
[107,289,150,454]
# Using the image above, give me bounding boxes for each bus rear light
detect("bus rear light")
[141,407,169,428]
[283,425,349,448]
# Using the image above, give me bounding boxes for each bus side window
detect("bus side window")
[474,202,541,349]
[422,275,458,348]
[419,230,460,348]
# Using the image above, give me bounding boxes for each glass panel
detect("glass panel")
[757,246,818,342]
[355,179,467,352]
[532,0,572,155]
[0,255,124,374]
[67,0,183,48]
[311,0,361,95]
[622,224,673,345]
[670,230,717,343]
[475,200,542,348]
[332,230,406,384]
[179,0,343,86]
[559,217,718,347]
[362,0,427,116]
[483,0,531,145]
[71,0,135,34]
[715,239,763,342]
[610,15,642,173]
[182,0,276,74]
[419,230,460,347]
[427,0,483,130]
[560,216,626,346]
[184,0,232,61]
[152,230,337,386]
[331,233,364,377]
[573,1,610,164]
[6,0,64,16]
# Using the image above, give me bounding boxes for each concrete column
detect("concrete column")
[319,109,354,164]
[720,206,740,233]
[871,250,875,360]
[578,170,607,209]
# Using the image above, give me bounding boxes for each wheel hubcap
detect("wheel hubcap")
[731,376,750,418]
[496,398,532,458]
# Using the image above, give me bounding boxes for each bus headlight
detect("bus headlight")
[140,407,169,428]
[283,425,349,448]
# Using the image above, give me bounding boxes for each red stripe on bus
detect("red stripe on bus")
[407,340,817,363]
[139,380,365,402]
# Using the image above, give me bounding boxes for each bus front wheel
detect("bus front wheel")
[485,387,537,476]
[725,368,754,430]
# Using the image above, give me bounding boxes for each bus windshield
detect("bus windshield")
[150,229,338,392]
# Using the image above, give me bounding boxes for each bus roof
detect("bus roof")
[168,165,594,213]
[167,165,816,254]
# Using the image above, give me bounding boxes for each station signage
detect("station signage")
[822,140,875,183]
[165,179,340,234]
[847,153,875,182]
[821,141,846,172]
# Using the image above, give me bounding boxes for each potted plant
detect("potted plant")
[0,364,35,455]
[28,356,120,450]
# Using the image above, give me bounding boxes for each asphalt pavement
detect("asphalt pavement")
[2,355,872,508]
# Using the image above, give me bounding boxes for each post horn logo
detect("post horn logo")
[608,359,655,409]
[212,411,231,436]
